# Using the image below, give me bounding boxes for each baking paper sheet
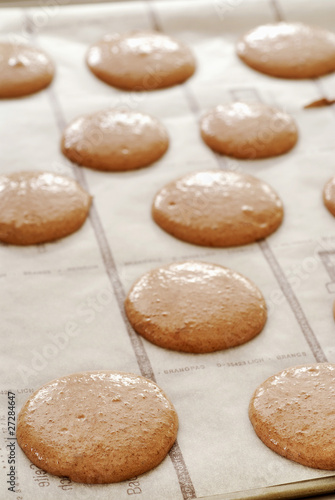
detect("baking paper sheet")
[2,0,335,498]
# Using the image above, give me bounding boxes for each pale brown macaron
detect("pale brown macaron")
[86,30,196,90]
[0,171,91,245]
[249,364,335,469]
[17,371,178,483]
[152,170,284,247]
[200,102,298,159]
[237,22,335,79]
[61,109,169,171]
[125,261,267,353]
[0,42,54,98]
[323,176,335,217]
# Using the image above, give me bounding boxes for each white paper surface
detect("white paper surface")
[2,1,335,499]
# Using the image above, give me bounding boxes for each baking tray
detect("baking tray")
[1,0,335,499]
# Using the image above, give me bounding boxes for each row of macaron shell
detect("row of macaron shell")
[3,21,335,97]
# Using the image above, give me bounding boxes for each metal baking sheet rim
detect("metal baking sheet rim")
[199,476,335,500]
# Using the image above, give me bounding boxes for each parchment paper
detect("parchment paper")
[2,1,335,499]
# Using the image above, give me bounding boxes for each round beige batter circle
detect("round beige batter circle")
[236,22,335,79]
[323,176,335,217]
[0,42,54,98]
[125,261,267,353]
[249,363,335,469]
[152,170,284,247]
[61,109,169,171]
[86,30,196,90]
[200,102,298,159]
[17,371,178,483]
[0,171,91,245]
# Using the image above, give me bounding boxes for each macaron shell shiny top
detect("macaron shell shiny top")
[323,176,335,217]
[17,371,178,483]
[249,363,335,470]
[0,171,91,245]
[152,170,284,247]
[125,261,267,353]
[61,109,169,171]
[200,102,298,159]
[237,22,335,79]
[0,42,54,98]
[86,30,196,90]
